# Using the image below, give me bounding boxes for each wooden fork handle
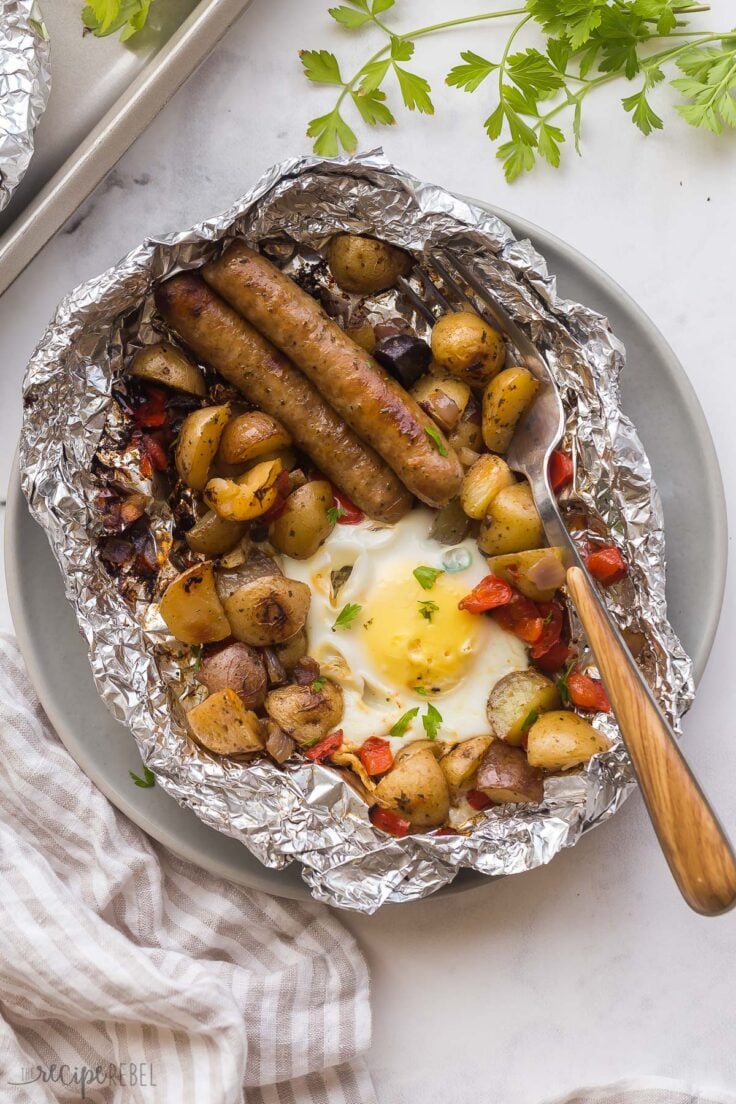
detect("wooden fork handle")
[566,566,736,916]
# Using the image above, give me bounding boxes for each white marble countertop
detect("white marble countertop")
[1,1,735,1101]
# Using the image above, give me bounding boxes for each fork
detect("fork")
[398,250,736,916]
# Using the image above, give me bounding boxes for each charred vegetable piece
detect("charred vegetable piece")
[373,333,432,389]
[305,729,344,762]
[549,449,574,493]
[458,574,514,614]
[187,688,264,756]
[370,805,411,838]
[586,545,628,586]
[264,720,296,764]
[358,737,393,777]
[159,562,231,645]
[486,548,566,603]
[565,670,612,713]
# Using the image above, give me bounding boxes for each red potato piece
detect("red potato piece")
[202,242,464,508]
[155,274,412,524]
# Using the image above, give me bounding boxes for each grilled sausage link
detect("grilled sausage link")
[155,274,413,524]
[202,242,464,508]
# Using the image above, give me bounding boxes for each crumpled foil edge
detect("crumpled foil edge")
[20,152,694,912]
[0,0,51,212]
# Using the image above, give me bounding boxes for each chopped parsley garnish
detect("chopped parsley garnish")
[190,644,203,671]
[422,703,442,741]
[332,602,362,630]
[129,765,155,788]
[311,677,327,691]
[390,708,419,738]
[425,425,449,457]
[418,600,439,622]
[556,659,577,706]
[413,565,444,590]
[413,685,431,697]
[326,505,346,525]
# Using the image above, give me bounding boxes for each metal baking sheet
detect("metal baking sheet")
[0,0,254,296]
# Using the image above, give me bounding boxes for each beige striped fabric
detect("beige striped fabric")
[0,637,376,1104]
[546,1081,736,1104]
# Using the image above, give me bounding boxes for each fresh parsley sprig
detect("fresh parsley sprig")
[333,602,362,629]
[129,764,155,788]
[413,565,444,590]
[82,0,156,40]
[418,599,439,622]
[301,0,736,181]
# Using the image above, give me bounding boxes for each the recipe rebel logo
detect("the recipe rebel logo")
[6,1061,157,1098]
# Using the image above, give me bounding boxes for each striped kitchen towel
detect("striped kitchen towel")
[545,1080,736,1104]
[0,636,375,1104]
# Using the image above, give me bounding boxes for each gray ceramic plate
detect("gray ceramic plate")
[6,202,727,902]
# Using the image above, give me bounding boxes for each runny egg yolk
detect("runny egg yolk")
[362,567,482,693]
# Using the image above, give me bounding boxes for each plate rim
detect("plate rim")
[6,199,728,898]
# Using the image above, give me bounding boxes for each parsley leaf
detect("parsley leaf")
[447,51,498,93]
[394,65,434,113]
[422,703,442,740]
[311,677,327,691]
[329,4,372,29]
[327,505,346,525]
[413,685,431,696]
[352,88,396,126]
[190,644,203,672]
[82,0,155,39]
[424,425,448,456]
[307,109,357,156]
[333,602,362,630]
[390,707,419,738]
[129,765,155,788]
[300,49,345,85]
[413,565,444,590]
[418,600,439,622]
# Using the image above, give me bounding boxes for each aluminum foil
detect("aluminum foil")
[0,0,50,212]
[20,152,694,912]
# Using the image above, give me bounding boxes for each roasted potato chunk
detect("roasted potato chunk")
[269,480,335,559]
[185,510,247,556]
[273,628,308,670]
[476,740,544,805]
[447,396,484,456]
[326,234,411,294]
[482,366,539,453]
[439,735,493,792]
[486,670,561,746]
[175,404,230,491]
[159,562,230,644]
[265,680,343,745]
[218,411,292,466]
[375,742,450,829]
[477,482,544,556]
[486,548,566,603]
[460,454,515,520]
[223,574,310,646]
[128,342,206,397]
[411,375,470,433]
[526,711,610,771]
[196,642,267,711]
[204,458,282,522]
[187,688,264,756]
[431,311,505,388]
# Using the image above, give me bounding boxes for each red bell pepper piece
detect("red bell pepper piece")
[331,487,364,525]
[530,600,565,659]
[305,729,344,762]
[141,433,169,472]
[370,806,411,838]
[134,385,168,428]
[567,671,611,713]
[466,789,493,811]
[492,593,545,644]
[549,449,574,493]
[458,575,514,614]
[358,737,393,776]
[533,639,571,673]
[435,826,460,837]
[586,545,628,586]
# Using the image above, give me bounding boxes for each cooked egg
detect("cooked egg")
[284,508,528,750]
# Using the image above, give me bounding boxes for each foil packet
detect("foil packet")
[0,0,50,212]
[20,152,694,912]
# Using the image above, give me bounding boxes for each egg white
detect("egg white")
[284,508,528,751]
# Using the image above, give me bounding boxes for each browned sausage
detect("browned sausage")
[202,242,464,509]
[154,274,413,524]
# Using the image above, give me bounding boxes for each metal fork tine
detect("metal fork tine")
[412,265,454,313]
[432,250,528,353]
[395,274,437,326]
[425,254,476,314]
